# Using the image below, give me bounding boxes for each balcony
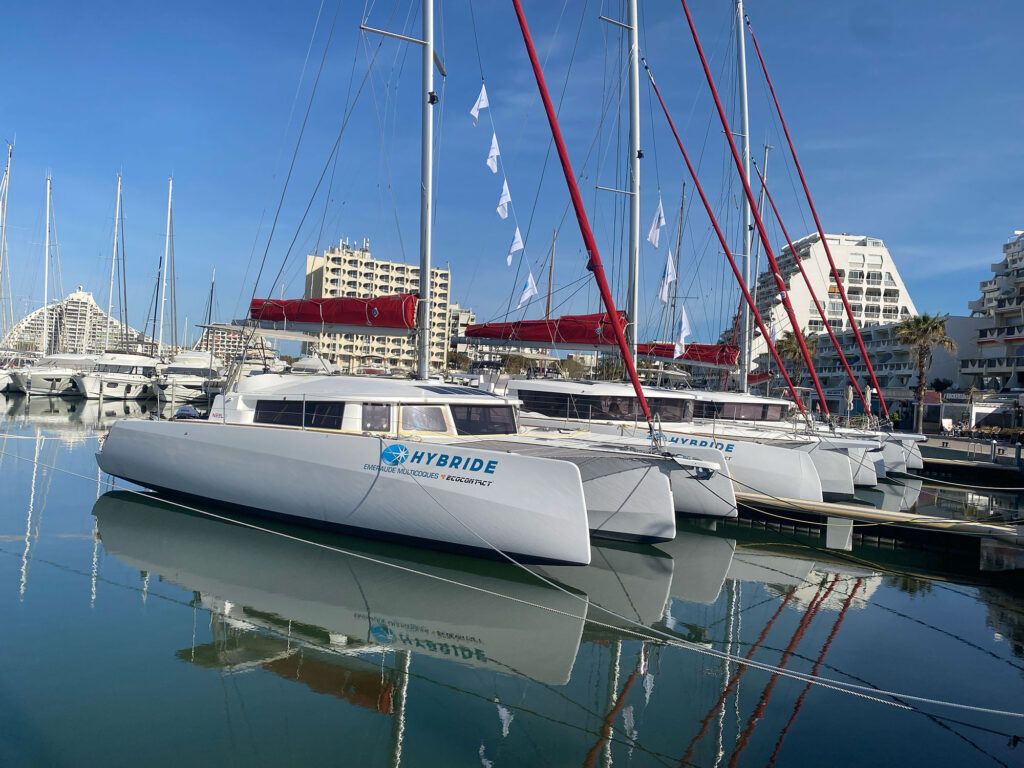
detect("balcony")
[995,296,1024,311]
[960,356,1024,373]
[978,324,1024,342]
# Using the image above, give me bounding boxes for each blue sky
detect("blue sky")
[1,0,1020,347]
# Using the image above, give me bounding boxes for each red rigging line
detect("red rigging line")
[678,0,828,414]
[642,59,806,413]
[678,589,797,768]
[753,163,872,418]
[726,574,840,768]
[766,578,863,768]
[510,0,653,426]
[582,659,642,768]
[744,13,889,419]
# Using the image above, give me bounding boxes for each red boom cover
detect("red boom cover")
[465,312,627,346]
[249,294,418,329]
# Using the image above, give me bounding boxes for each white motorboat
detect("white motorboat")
[97,375,599,564]
[155,352,224,402]
[288,355,341,375]
[72,353,159,400]
[8,353,100,396]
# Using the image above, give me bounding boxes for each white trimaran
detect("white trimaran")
[96,2,738,564]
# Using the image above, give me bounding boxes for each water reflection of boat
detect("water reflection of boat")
[93,491,586,685]
[1,393,161,434]
[855,477,923,513]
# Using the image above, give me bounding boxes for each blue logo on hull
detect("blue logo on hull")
[381,444,410,466]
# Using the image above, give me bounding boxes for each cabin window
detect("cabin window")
[304,401,345,430]
[400,405,447,433]
[450,405,517,435]
[648,397,691,422]
[362,404,391,432]
[254,400,304,427]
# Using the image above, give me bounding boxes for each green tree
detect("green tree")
[930,377,954,400]
[773,328,818,384]
[894,313,957,432]
[447,351,471,371]
[503,354,531,375]
[561,357,587,379]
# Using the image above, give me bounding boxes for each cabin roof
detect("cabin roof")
[235,373,517,405]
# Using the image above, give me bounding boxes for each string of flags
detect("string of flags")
[470,80,539,308]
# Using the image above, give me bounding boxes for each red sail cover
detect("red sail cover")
[249,294,418,329]
[465,312,628,346]
[637,342,740,366]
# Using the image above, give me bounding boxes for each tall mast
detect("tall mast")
[735,0,753,392]
[0,145,11,337]
[512,0,653,425]
[157,176,172,357]
[416,0,435,381]
[626,0,640,361]
[106,174,121,350]
[545,229,556,320]
[41,176,50,356]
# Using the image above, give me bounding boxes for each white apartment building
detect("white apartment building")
[447,304,476,358]
[304,238,459,374]
[805,317,981,409]
[962,229,1024,389]
[0,287,153,354]
[750,233,917,368]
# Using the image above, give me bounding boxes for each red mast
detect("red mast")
[643,60,806,412]
[754,163,873,418]
[744,13,888,418]
[679,0,828,414]
[510,0,652,424]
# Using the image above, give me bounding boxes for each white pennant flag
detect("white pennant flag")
[517,270,539,308]
[506,227,523,266]
[658,249,676,304]
[647,196,666,248]
[496,179,511,219]
[486,132,500,173]
[673,305,691,358]
[470,83,489,125]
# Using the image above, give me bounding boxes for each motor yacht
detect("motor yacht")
[8,353,99,396]
[155,352,224,402]
[71,353,159,400]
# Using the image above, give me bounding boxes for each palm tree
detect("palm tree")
[894,313,957,432]
[774,329,818,387]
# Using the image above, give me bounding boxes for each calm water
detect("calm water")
[2,393,1024,767]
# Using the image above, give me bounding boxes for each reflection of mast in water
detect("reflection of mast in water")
[387,650,411,768]
[19,432,59,599]
[19,433,42,599]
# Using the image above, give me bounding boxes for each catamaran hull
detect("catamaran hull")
[96,419,593,565]
[519,416,823,504]
[454,437,677,542]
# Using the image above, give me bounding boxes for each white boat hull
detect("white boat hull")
[156,376,210,402]
[9,369,79,395]
[520,415,823,504]
[73,373,155,400]
[97,419,593,565]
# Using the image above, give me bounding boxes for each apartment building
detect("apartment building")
[0,287,152,354]
[304,238,459,374]
[961,230,1024,389]
[750,233,918,367]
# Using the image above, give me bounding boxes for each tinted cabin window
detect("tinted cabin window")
[305,401,345,430]
[400,405,447,433]
[254,400,304,426]
[450,405,517,435]
[648,397,691,422]
[362,404,391,432]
